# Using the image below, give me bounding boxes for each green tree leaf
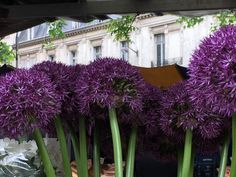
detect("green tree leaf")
[177,10,236,31]
[0,40,15,64]
[107,15,136,42]
[43,19,66,48]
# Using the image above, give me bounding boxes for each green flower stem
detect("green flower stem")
[230,115,236,177]
[93,120,101,177]
[108,108,123,177]
[70,129,81,177]
[181,129,193,177]
[54,116,72,177]
[79,116,89,177]
[177,148,183,177]
[188,148,195,177]
[125,126,137,177]
[218,135,229,177]
[33,128,56,177]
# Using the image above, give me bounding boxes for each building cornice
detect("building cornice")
[16,22,108,49]
[15,14,177,49]
[136,13,156,20]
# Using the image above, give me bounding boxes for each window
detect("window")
[120,41,129,61]
[27,58,37,68]
[48,54,55,61]
[72,22,80,29]
[19,56,36,69]
[70,50,77,65]
[29,27,34,40]
[93,46,102,59]
[155,34,165,66]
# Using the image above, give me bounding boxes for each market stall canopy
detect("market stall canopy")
[0,0,236,37]
[138,64,189,88]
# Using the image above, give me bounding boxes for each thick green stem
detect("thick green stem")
[181,129,193,177]
[108,108,123,177]
[218,135,229,177]
[93,120,101,177]
[125,126,137,177]
[188,148,195,177]
[54,116,72,177]
[177,148,183,177]
[79,116,89,177]
[70,129,81,177]
[230,115,236,177]
[33,128,56,177]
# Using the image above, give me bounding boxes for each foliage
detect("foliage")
[177,10,236,31]
[107,15,136,42]
[211,10,236,31]
[48,19,66,39]
[0,40,15,64]
[176,16,204,28]
[43,19,66,49]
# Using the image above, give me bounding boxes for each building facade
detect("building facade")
[3,14,214,68]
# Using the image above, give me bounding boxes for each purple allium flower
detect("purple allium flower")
[159,81,198,142]
[138,84,162,134]
[194,118,231,155]
[196,111,224,139]
[159,81,223,142]
[32,61,84,120]
[60,64,84,115]
[76,58,147,118]
[188,25,236,117]
[32,61,71,101]
[0,69,61,138]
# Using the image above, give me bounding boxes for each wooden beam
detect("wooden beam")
[3,0,236,19]
[0,7,8,18]
[0,18,54,37]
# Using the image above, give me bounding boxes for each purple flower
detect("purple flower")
[194,117,231,154]
[32,61,71,101]
[32,61,84,119]
[159,81,198,142]
[0,69,61,138]
[188,25,236,117]
[125,83,162,135]
[159,81,223,142]
[61,64,84,116]
[76,58,147,117]
[196,111,224,139]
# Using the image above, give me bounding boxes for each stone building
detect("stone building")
[3,14,214,68]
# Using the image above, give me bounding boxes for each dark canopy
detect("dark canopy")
[0,0,236,37]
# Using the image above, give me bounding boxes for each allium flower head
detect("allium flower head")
[76,58,146,116]
[194,117,231,154]
[195,111,224,139]
[139,84,162,135]
[0,69,61,138]
[159,81,224,142]
[61,64,84,115]
[32,62,84,120]
[32,61,71,101]
[188,25,236,117]
[159,81,198,142]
